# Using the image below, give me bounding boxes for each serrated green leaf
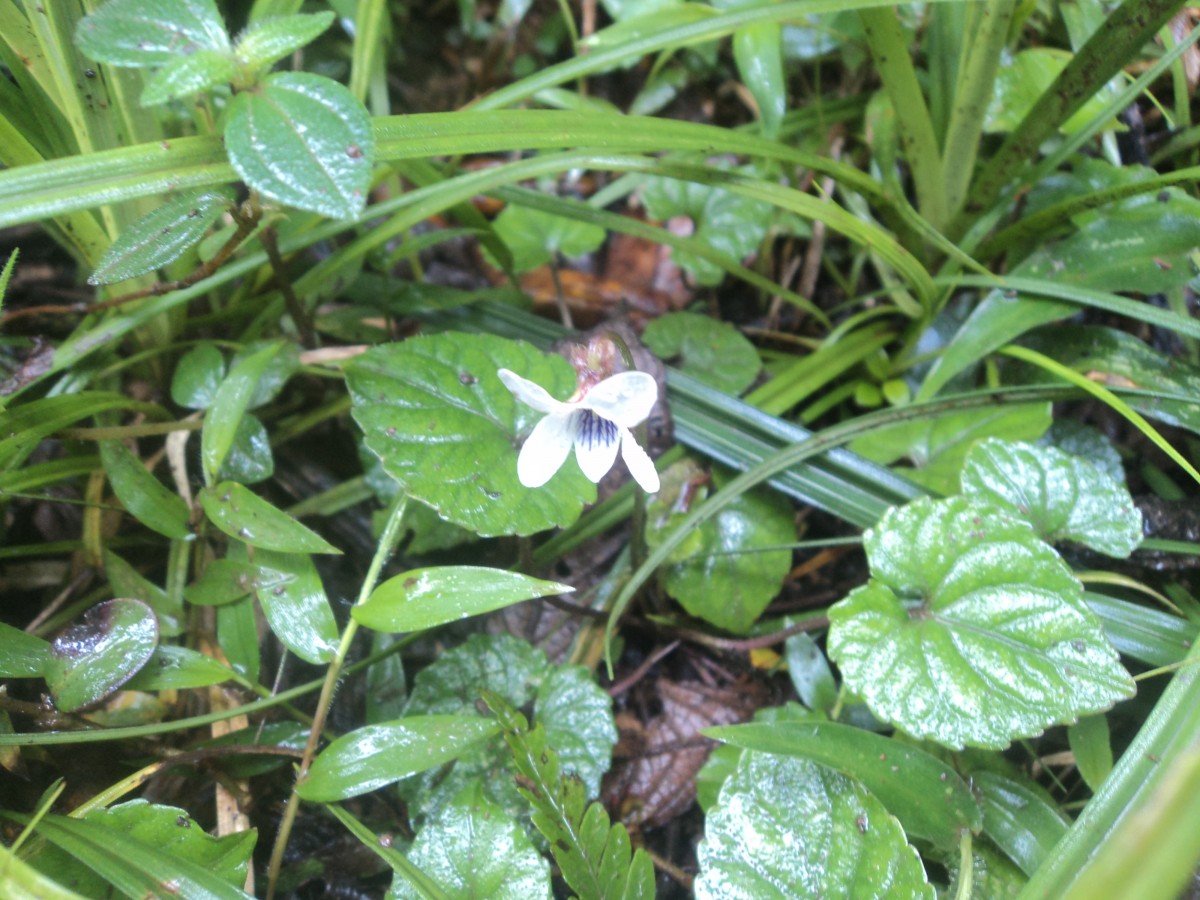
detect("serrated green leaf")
[89,188,234,284]
[354,566,572,633]
[347,334,595,537]
[199,482,341,554]
[484,204,606,273]
[140,50,240,105]
[708,720,982,851]
[172,343,226,409]
[225,72,373,219]
[828,496,1136,749]
[404,782,551,899]
[235,12,334,73]
[641,311,760,396]
[100,439,191,538]
[298,716,502,802]
[123,645,235,690]
[1039,420,1125,485]
[250,547,339,664]
[75,0,230,67]
[201,342,282,483]
[45,599,159,713]
[695,751,935,899]
[0,621,50,677]
[961,438,1143,557]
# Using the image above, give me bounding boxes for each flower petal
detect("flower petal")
[517,412,575,487]
[574,410,621,483]
[498,368,571,415]
[580,371,658,428]
[619,428,660,493]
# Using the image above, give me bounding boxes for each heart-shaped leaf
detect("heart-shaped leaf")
[199,482,340,554]
[75,0,230,67]
[484,204,605,273]
[46,599,159,713]
[347,333,595,537]
[642,311,760,396]
[225,72,373,220]
[961,439,1143,557]
[828,496,1135,749]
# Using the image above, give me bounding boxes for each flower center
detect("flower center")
[576,409,618,450]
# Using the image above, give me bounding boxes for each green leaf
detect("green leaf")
[250,547,339,664]
[298,716,502,802]
[0,621,50,677]
[218,597,260,683]
[225,71,373,219]
[140,50,240,105]
[641,311,760,396]
[733,22,785,138]
[104,549,182,636]
[708,720,982,851]
[1039,420,1125,486]
[985,48,1120,135]
[45,599,159,713]
[123,645,235,690]
[0,393,155,473]
[234,12,335,73]
[1068,714,1114,792]
[406,782,551,899]
[89,188,234,284]
[199,482,341,554]
[973,769,1068,876]
[828,496,1136,749]
[184,559,259,606]
[201,342,282,483]
[231,339,301,409]
[100,439,191,539]
[484,204,606,273]
[0,841,88,900]
[961,439,1143,557]
[218,414,274,484]
[646,460,794,633]
[784,632,837,714]
[347,333,595,537]
[695,751,934,899]
[75,0,230,68]
[354,566,573,633]
[172,342,226,409]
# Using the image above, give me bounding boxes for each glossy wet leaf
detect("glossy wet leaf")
[828,497,1136,749]
[695,751,934,899]
[250,548,339,664]
[225,72,373,219]
[354,566,572,633]
[347,333,595,537]
[230,340,301,408]
[733,22,785,138]
[218,414,274,484]
[45,599,159,713]
[184,559,260,606]
[0,621,49,677]
[201,342,282,483]
[973,769,1068,876]
[100,440,190,539]
[708,720,982,851]
[89,188,234,284]
[140,50,240,105]
[646,460,794,633]
[75,0,230,67]
[405,782,551,900]
[199,481,341,554]
[784,632,837,714]
[298,716,502,802]
[123,645,235,690]
[217,597,260,684]
[485,204,606,273]
[1039,420,1124,486]
[642,311,760,396]
[961,439,1143,557]
[234,12,334,73]
[171,342,225,409]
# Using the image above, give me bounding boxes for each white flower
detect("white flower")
[498,367,661,493]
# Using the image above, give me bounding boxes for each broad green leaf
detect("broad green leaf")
[849,402,1052,495]
[225,72,373,219]
[707,720,982,851]
[697,704,817,813]
[1039,419,1124,485]
[733,22,785,138]
[199,482,341,554]
[184,559,260,606]
[230,338,302,408]
[172,342,226,409]
[347,333,595,537]
[123,645,235,690]
[404,782,551,900]
[828,497,1135,749]
[299,716,502,802]
[973,769,1068,876]
[100,439,191,538]
[695,751,934,899]
[104,549,182,636]
[985,49,1119,135]
[0,621,49,677]
[354,566,573,633]
[75,0,230,67]
[1068,714,1114,792]
[646,460,794,633]
[234,12,335,73]
[218,414,274,483]
[483,203,605,273]
[45,599,159,713]
[961,439,1143,557]
[139,50,240,105]
[642,311,760,396]
[201,342,282,483]
[89,188,234,284]
[251,548,339,664]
